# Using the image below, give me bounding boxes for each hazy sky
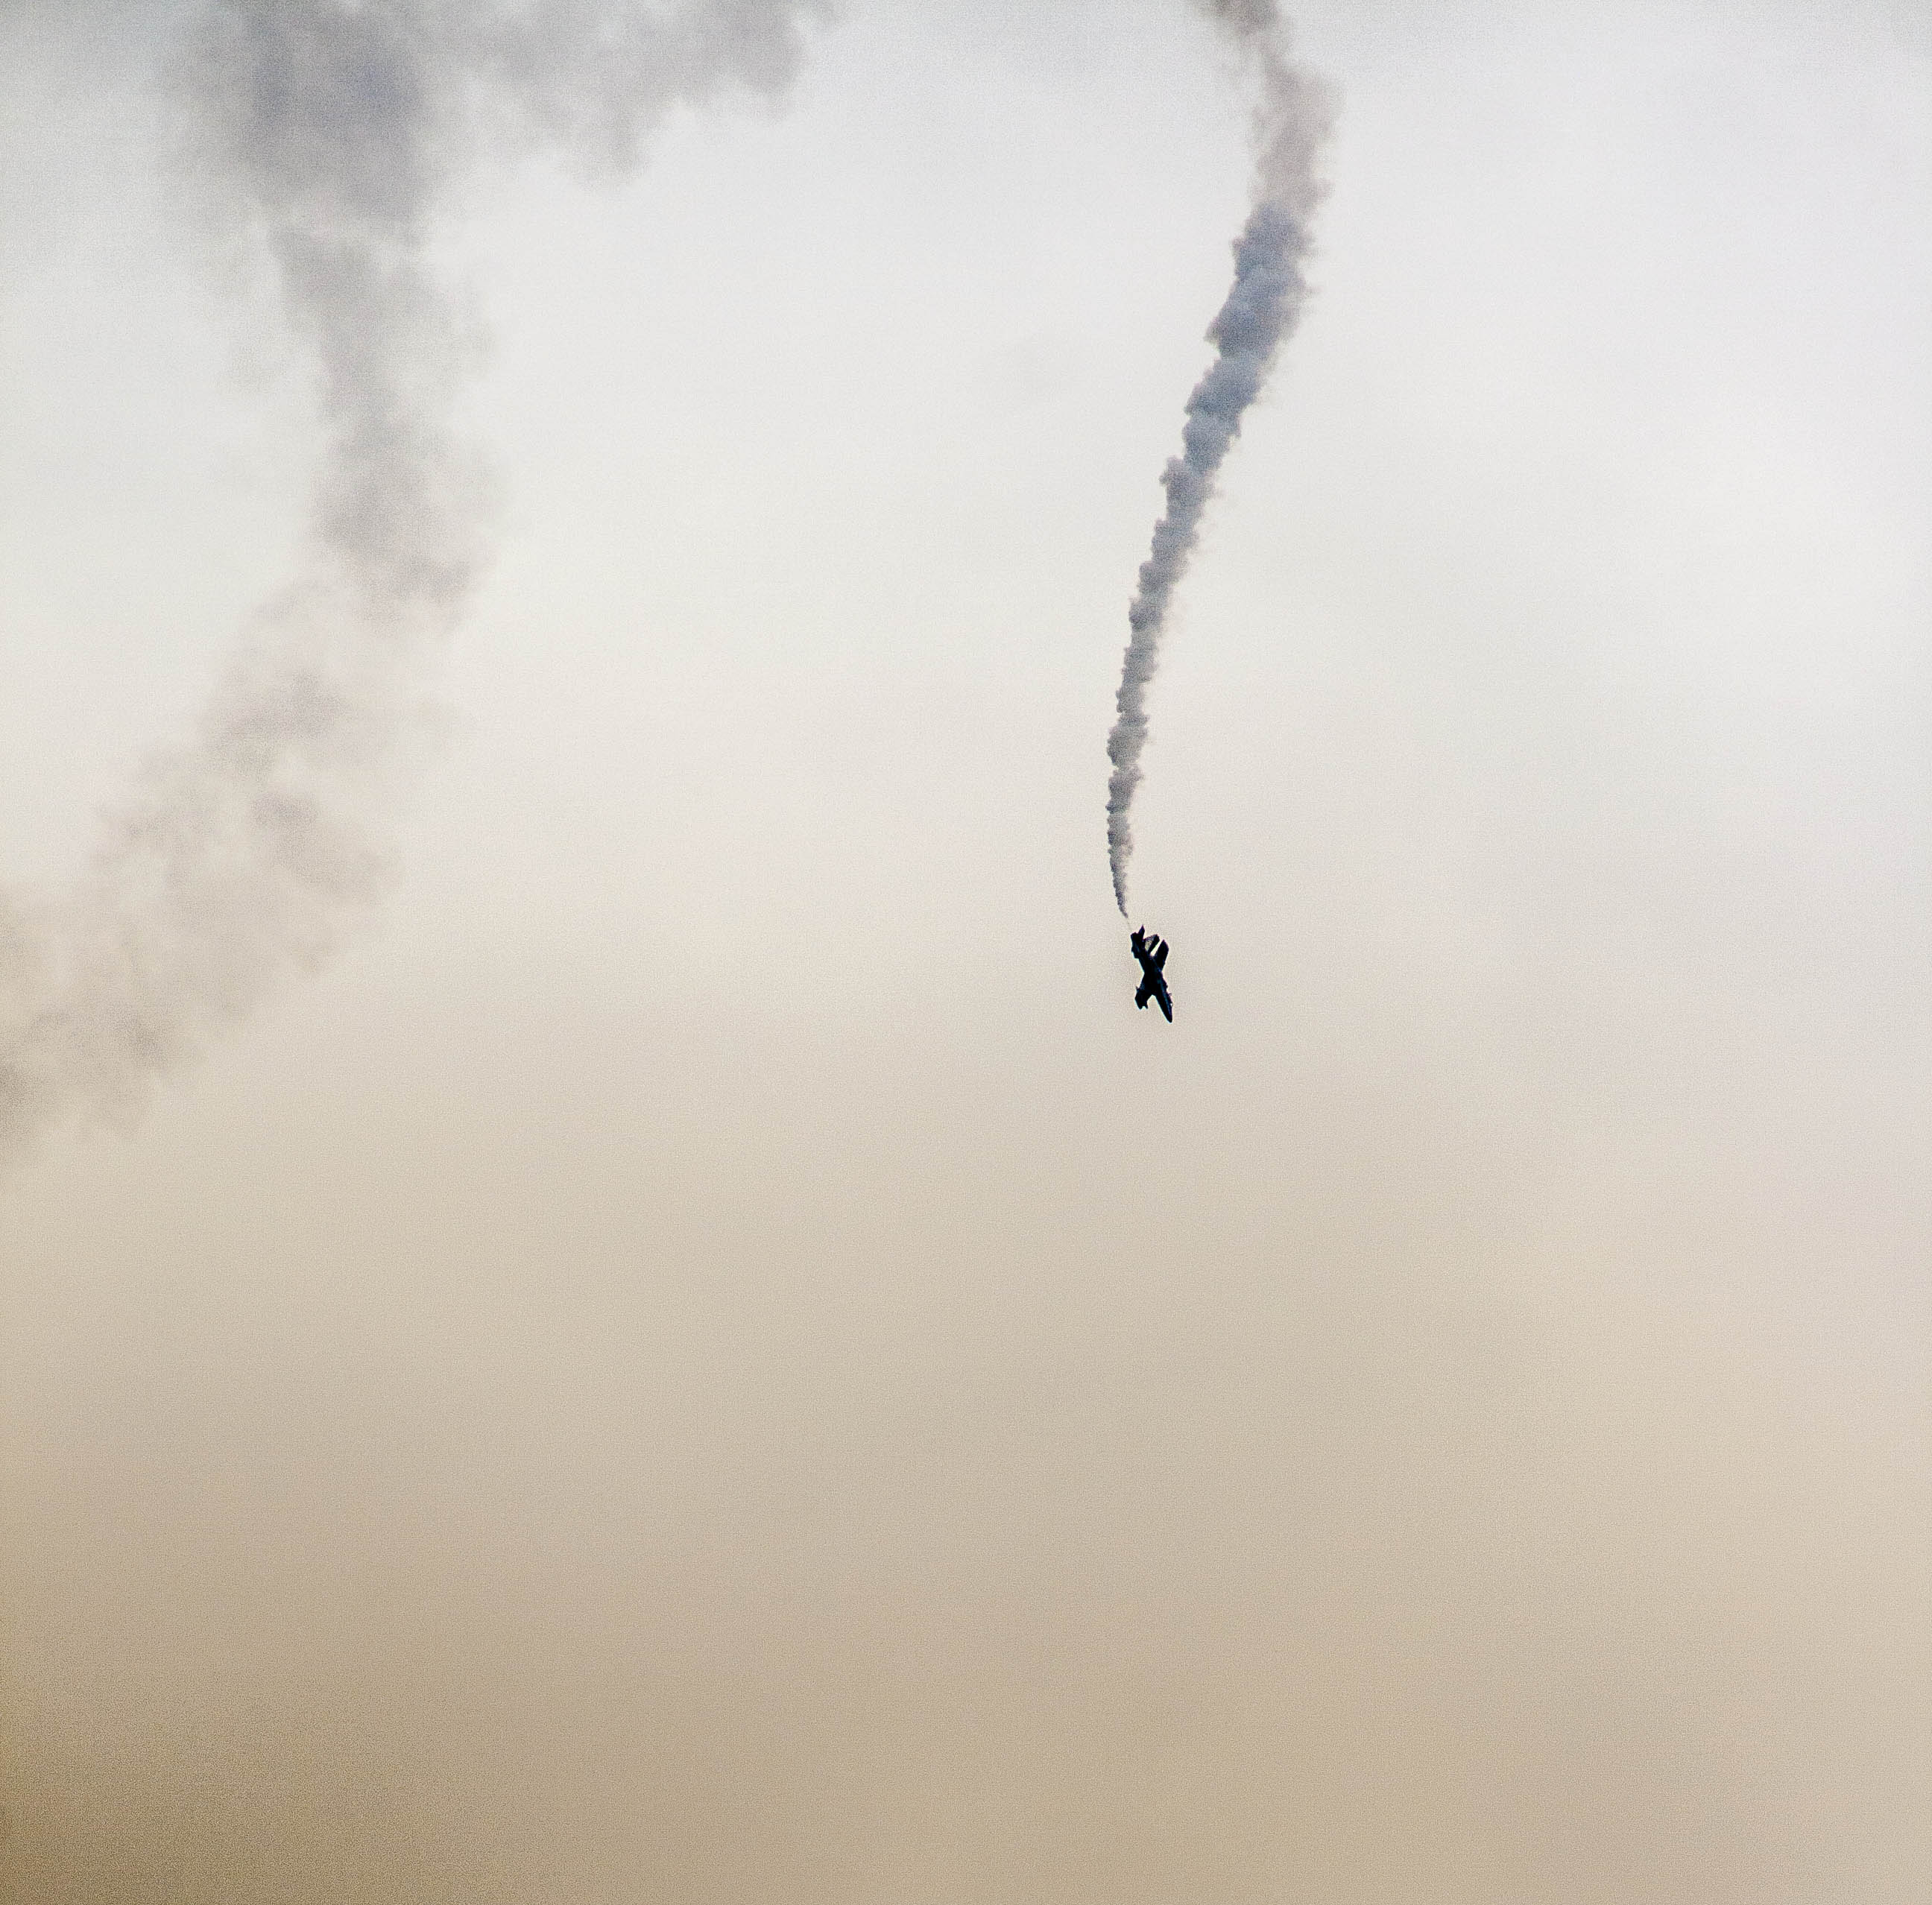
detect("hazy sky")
[3,1,1929,1899]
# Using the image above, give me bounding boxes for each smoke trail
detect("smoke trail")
[0,0,829,1166]
[1105,0,1331,915]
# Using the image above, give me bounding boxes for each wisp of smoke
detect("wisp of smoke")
[1105,0,1331,915]
[0,0,829,1167]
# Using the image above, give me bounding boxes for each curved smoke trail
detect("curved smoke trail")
[1105,0,1331,915]
[0,0,828,1166]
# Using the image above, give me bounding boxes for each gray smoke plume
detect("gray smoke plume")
[0,0,829,1166]
[1105,0,1331,915]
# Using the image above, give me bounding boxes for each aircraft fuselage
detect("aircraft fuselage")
[1129,927,1173,1021]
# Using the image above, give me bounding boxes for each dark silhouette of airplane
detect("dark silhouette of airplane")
[1129,926,1172,1021]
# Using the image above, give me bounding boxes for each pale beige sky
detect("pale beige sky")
[2,2,1929,1899]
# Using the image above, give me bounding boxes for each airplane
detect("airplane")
[1129,926,1172,1022]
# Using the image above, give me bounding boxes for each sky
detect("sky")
[1,1,1929,1899]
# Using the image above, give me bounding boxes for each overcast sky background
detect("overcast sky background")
[3,1,1929,1899]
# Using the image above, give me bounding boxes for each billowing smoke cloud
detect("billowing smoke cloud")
[1105,0,1330,915]
[0,0,830,1166]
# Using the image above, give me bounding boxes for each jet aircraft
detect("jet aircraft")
[1129,926,1172,1021]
